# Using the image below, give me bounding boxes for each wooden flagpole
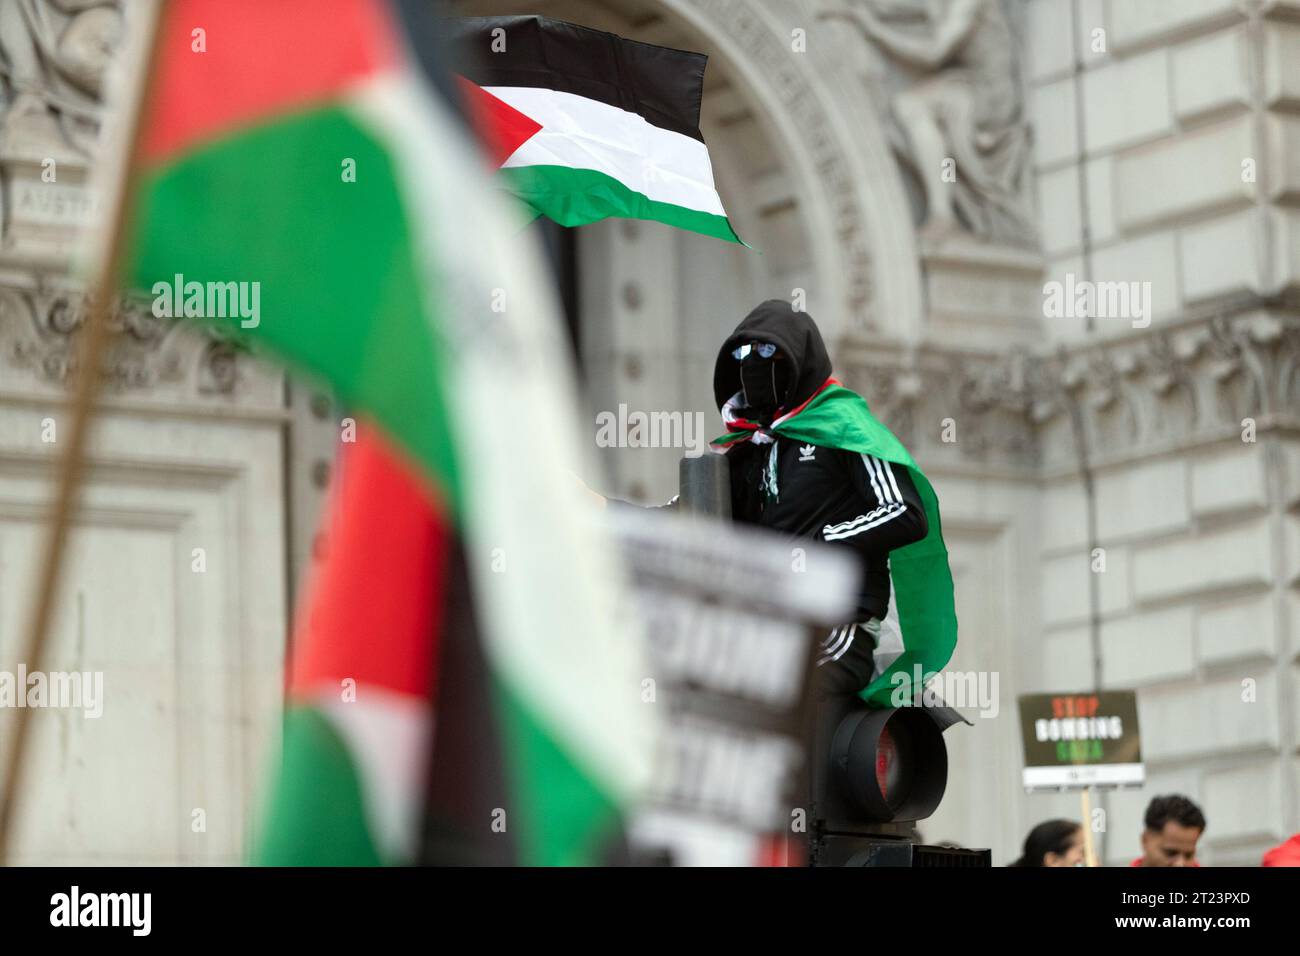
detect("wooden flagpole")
[1081,788,1097,867]
[0,0,167,865]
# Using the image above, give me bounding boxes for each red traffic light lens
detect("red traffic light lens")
[830,706,947,822]
[876,724,900,802]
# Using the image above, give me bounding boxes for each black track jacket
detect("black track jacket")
[713,301,928,622]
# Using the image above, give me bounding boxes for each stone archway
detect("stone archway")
[655,0,926,344]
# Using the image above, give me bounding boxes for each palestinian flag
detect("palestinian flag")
[122,0,653,864]
[712,381,958,709]
[451,15,742,244]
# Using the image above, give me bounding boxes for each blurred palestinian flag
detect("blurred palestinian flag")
[451,15,743,244]
[124,0,653,865]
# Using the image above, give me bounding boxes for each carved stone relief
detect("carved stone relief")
[822,0,1036,247]
[0,1,127,267]
[839,310,1300,473]
[0,285,245,396]
[0,0,125,156]
[0,0,273,408]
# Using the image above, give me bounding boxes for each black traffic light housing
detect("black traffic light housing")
[828,702,949,823]
[808,694,964,864]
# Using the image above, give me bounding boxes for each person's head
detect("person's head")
[1139,795,1205,867]
[731,339,792,422]
[1010,819,1084,867]
[713,300,832,425]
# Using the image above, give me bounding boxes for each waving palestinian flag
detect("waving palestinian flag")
[123,0,653,865]
[451,15,743,244]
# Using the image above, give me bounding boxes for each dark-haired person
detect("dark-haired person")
[1008,819,1084,867]
[1132,794,1205,867]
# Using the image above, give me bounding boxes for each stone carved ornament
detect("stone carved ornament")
[1,286,242,395]
[0,0,125,157]
[821,0,1036,246]
[0,1,248,399]
[838,312,1300,469]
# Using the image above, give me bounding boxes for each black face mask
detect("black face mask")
[739,355,789,418]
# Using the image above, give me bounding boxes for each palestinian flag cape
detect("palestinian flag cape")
[712,381,958,708]
[123,0,652,865]
[451,15,742,244]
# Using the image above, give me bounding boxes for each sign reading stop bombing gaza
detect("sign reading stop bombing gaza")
[609,506,858,866]
[1017,691,1145,791]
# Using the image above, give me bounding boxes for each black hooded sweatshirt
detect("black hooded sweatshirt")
[712,300,927,622]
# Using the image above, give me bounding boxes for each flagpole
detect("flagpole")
[0,0,167,866]
[1081,788,1097,867]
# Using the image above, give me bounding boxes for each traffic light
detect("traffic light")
[808,695,989,866]
[828,701,948,823]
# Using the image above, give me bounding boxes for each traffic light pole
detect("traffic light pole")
[677,453,730,519]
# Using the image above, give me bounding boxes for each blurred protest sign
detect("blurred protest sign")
[609,506,858,865]
[1018,691,1144,791]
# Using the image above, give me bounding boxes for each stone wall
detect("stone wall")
[0,0,298,863]
[1004,0,1300,864]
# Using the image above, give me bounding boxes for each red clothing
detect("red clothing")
[1262,834,1300,867]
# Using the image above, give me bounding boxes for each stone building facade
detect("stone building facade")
[1,0,1296,864]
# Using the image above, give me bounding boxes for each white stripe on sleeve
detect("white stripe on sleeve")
[823,503,907,541]
[817,623,857,666]
[861,453,888,505]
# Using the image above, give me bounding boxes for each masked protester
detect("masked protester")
[709,300,931,696]
[592,299,954,700]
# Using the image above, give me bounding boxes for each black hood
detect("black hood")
[712,299,833,413]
